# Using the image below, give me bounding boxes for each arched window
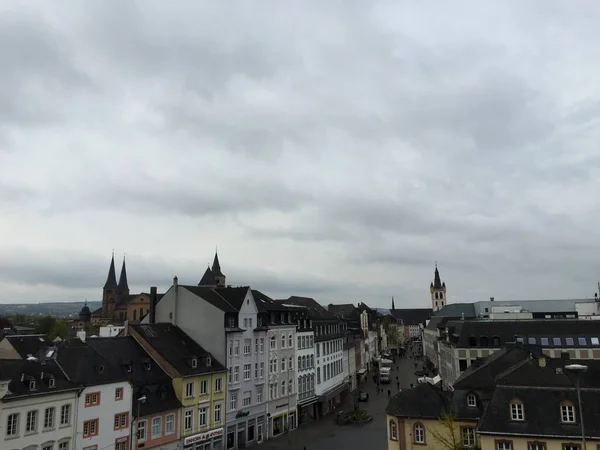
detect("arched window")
[288,356,293,369]
[310,355,315,368]
[281,334,286,348]
[297,356,301,370]
[467,393,477,407]
[560,400,576,423]
[509,398,524,421]
[434,292,439,299]
[389,420,398,441]
[270,336,277,349]
[288,334,293,348]
[413,422,425,444]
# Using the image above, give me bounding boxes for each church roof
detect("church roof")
[104,254,118,289]
[211,252,224,277]
[198,266,216,286]
[118,258,129,290]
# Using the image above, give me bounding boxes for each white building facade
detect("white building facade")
[264,309,297,439]
[75,381,132,450]
[0,362,78,450]
[294,320,316,425]
[314,321,347,417]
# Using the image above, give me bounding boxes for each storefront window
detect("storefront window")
[273,416,283,436]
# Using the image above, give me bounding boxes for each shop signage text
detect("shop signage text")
[183,427,224,446]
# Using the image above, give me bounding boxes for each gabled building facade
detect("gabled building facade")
[280,297,348,418]
[128,322,226,450]
[0,359,79,450]
[252,291,297,439]
[57,335,133,450]
[150,276,269,450]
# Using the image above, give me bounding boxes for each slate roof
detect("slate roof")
[277,296,335,320]
[104,254,118,289]
[328,304,357,319]
[118,259,129,290]
[57,338,128,386]
[212,252,225,277]
[496,357,600,389]
[386,382,452,419]
[5,334,53,359]
[434,303,476,318]
[130,323,226,377]
[478,385,600,439]
[214,287,252,311]
[198,266,216,286]
[181,286,238,312]
[390,308,433,326]
[0,359,79,400]
[453,346,535,391]
[446,319,600,348]
[252,290,287,312]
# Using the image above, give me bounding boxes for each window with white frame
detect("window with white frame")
[184,409,193,432]
[165,413,175,434]
[528,442,545,450]
[413,423,425,444]
[185,381,195,398]
[496,441,512,450]
[58,441,70,450]
[288,334,293,347]
[215,377,222,392]
[255,363,259,378]
[270,359,276,373]
[244,318,248,328]
[151,417,161,439]
[243,364,251,380]
[462,427,475,446]
[234,366,240,382]
[255,338,259,353]
[229,393,238,411]
[257,388,263,403]
[198,407,208,427]
[281,358,286,371]
[260,338,265,352]
[389,420,397,440]
[270,336,276,349]
[43,407,55,429]
[289,356,293,369]
[60,404,71,425]
[561,403,576,422]
[234,340,240,355]
[510,401,524,421]
[214,403,222,423]
[6,412,19,436]
[26,410,37,433]
[281,334,286,348]
[260,362,264,377]
[244,339,251,355]
[137,420,147,441]
[467,394,477,407]
[243,391,251,407]
[200,379,208,395]
[281,380,286,396]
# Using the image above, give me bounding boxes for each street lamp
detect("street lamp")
[565,364,588,450]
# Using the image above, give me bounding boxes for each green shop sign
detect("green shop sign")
[236,411,250,419]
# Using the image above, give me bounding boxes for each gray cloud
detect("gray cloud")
[2,1,600,307]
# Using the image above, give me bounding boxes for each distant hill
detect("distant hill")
[0,302,102,318]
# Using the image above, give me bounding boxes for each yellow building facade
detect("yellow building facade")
[387,414,479,450]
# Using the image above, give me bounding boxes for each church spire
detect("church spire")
[104,252,118,289]
[433,264,442,289]
[211,250,224,277]
[118,255,129,290]
[391,296,395,310]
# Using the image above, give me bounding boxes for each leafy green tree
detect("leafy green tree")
[34,317,56,336]
[48,321,68,341]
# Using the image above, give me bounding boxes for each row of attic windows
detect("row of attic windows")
[467,335,600,347]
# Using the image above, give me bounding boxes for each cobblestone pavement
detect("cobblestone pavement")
[261,342,424,450]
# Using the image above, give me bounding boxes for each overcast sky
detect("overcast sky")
[1,1,600,308]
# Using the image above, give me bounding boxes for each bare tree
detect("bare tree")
[430,413,474,450]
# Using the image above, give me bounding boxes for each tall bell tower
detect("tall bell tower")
[430,264,446,312]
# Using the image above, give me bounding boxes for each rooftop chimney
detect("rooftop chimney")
[150,286,157,324]
[538,356,546,367]
[172,276,179,326]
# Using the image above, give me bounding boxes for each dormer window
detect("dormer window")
[48,377,56,388]
[466,393,477,407]
[144,362,151,371]
[271,313,276,323]
[192,357,198,368]
[29,380,36,391]
[509,399,524,421]
[206,356,212,367]
[560,401,576,423]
